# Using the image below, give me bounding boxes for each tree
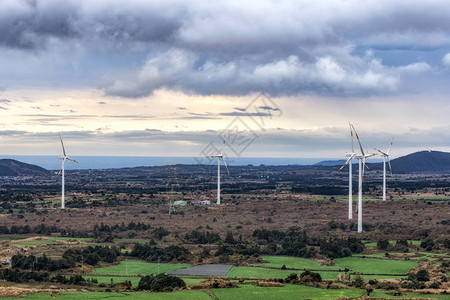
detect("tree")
[377,239,390,250]
[416,269,430,282]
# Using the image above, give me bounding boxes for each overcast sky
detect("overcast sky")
[1,0,450,160]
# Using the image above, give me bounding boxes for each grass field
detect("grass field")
[334,257,419,275]
[350,274,407,281]
[227,266,339,280]
[83,276,141,286]
[92,260,191,276]
[15,240,59,246]
[252,256,340,270]
[369,290,449,299]
[364,240,421,249]
[3,291,211,300]
[113,238,149,244]
[212,284,366,300]
[83,276,204,287]
[15,237,93,246]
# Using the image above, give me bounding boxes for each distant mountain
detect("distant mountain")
[314,160,347,166]
[369,150,450,173]
[0,159,49,176]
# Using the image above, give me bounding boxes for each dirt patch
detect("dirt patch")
[0,286,80,298]
[190,278,238,289]
[257,281,284,287]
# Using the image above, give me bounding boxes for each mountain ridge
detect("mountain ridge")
[0,159,49,176]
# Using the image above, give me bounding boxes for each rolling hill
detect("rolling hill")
[365,150,450,173]
[0,159,49,176]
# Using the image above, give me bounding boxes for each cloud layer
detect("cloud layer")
[1,0,449,96]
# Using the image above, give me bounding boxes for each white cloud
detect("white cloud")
[442,53,450,66]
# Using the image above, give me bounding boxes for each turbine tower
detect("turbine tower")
[374,138,394,201]
[351,124,376,233]
[58,133,78,209]
[337,123,357,219]
[208,140,229,205]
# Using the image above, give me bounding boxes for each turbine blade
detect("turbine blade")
[387,137,394,154]
[57,159,65,176]
[221,139,226,155]
[221,157,230,175]
[374,148,388,156]
[67,157,79,163]
[388,157,392,175]
[350,124,365,156]
[337,155,353,172]
[58,133,66,157]
[362,157,366,179]
[349,122,354,153]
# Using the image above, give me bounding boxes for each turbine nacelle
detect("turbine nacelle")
[345,152,356,158]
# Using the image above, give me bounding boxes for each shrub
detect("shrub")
[137,274,186,291]
[377,239,390,250]
[300,270,322,283]
[416,269,430,282]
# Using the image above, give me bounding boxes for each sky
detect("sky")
[1,0,450,160]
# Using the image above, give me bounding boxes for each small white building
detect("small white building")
[200,200,211,205]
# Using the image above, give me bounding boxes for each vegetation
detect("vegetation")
[130,244,192,262]
[334,257,419,275]
[92,260,191,275]
[11,246,119,271]
[211,284,366,300]
[137,274,186,291]
[252,256,340,270]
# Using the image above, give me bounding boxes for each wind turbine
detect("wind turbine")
[58,133,78,209]
[351,124,376,233]
[207,140,229,205]
[338,123,357,219]
[374,138,394,202]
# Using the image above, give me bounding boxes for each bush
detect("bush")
[300,270,322,283]
[137,274,186,291]
[377,239,390,250]
[352,274,365,288]
[416,269,430,282]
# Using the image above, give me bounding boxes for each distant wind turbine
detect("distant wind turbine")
[337,123,356,220]
[351,124,376,233]
[58,133,78,209]
[207,140,230,205]
[374,138,394,202]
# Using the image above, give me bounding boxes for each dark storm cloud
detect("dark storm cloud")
[1,0,449,96]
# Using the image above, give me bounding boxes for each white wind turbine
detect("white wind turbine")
[374,138,394,202]
[337,123,357,220]
[58,133,78,209]
[351,124,376,233]
[207,140,229,205]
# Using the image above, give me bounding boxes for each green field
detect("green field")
[4,283,447,299]
[83,276,141,286]
[83,276,204,287]
[334,257,419,275]
[15,237,93,246]
[4,291,211,300]
[364,240,421,249]
[252,256,340,270]
[92,260,191,276]
[227,266,339,280]
[15,239,59,246]
[369,290,449,299]
[113,238,149,244]
[212,284,365,300]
